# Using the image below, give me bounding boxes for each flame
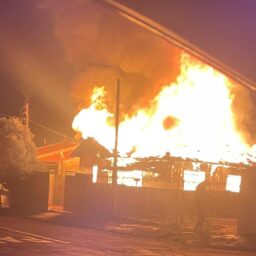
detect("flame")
[72,54,253,164]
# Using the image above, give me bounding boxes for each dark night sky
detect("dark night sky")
[0,0,77,144]
[0,0,179,145]
[1,0,256,145]
[115,0,256,85]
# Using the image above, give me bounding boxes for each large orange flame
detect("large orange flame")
[72,54,254,164]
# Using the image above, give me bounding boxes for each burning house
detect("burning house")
[35,51,256,234]
[38,52,256,194]
[70,54,254,190]
[56,53,256,235]
[32,0,256,235]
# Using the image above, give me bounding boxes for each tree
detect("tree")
[0,117,39,188]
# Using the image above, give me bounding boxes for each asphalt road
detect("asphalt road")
[0,216,255,256]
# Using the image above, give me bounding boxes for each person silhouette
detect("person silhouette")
[194,180,210,232]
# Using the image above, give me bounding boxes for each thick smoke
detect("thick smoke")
[2,0,255,147]
[231,84,256,145]
[43,0,180,115]
[31,0,256,146]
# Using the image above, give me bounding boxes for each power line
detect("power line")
[29,119,75,141]
[0,114,75,141]
[81,79,116,85]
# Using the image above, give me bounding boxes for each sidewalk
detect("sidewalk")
[27,210,256,253]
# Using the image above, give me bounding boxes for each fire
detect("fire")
[72,54,252,164]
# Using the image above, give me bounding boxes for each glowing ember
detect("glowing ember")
[72,54,252,164]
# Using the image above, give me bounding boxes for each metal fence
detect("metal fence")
[64,173,242,235]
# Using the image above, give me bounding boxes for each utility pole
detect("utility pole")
[112,79,120,214]
[24,102,29,129]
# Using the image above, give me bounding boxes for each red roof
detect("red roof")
[37,140,79,163]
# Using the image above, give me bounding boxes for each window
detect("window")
[117,170,142,187]
[226,175,241,193]
[183,170,205,191]
[92,165,98,183]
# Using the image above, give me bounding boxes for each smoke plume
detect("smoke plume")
[231,84,256,145]
[43,0,180,115]
[42,0,256,145]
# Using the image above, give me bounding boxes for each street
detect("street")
[0,216,254,256]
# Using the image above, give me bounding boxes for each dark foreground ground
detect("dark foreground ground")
[0,214,255,256]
